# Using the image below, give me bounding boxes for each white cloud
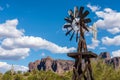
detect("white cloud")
[0,19,24,38]
[107,28,120,34]
[0,6,3,11]
[0,47,30,60]
[87,38,100,49]
[112,50,120,57]
[87,4,100,12]
[0,62,28,73]
[102,35,120,46]
[95,8,120,34]
[0,19,76,60]
[1,36,76,53]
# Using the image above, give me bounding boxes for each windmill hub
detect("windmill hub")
[72,18,80,31]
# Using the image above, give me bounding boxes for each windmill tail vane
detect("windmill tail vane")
[89,23,97,40]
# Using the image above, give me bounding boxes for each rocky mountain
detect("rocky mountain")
[28,56,74,74]
[28,52,120,74]
[99,52,120,69]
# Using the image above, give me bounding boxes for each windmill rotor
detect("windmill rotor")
[64,6,91,42]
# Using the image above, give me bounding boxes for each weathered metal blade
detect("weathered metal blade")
[74,6,79,18]
[64,24,72,28]
[68,9,73,16]
[64,17,72,23]
[65,28,73,36]
[82,10,89,18]
[68,10,74,20]
[84,18,91,23]
[79,6,84,17]
[70,31,75,41]
[70,15,74,21]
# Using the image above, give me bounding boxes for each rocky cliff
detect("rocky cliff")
[99,52,120,69]
[29,52,120,73]
[28,56,74,74]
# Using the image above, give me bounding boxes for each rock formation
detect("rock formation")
[99,52,120,69]
[28,56,74,74]
[29,52,120,73]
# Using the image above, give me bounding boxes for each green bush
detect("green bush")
[2,73,12,80]
[14,74,24,80]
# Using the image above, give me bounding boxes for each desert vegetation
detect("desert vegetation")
[0,60,120,80]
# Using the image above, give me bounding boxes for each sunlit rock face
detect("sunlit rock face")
[28,56,74,74]
[28,60,41,72]
[99,52,111,60]
[99,52,120,69]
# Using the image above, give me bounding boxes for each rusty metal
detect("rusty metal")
[63,6,97,80]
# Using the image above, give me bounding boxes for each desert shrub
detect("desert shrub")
[2,73,12,80]
[14,74,24,80]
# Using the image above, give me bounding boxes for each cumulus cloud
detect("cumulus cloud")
[0,19,76,60]
[112,50,120,57]
[87,4,100,12]
[107,28,120,34]
[102,35,120,46]
[0,47,30,60]
[0,62,28,73]
[87,38,100,49]
[95,8,120,34]
[0,19,24,38]
[1,36,76,53]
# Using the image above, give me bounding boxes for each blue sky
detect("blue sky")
[0,0,120,73]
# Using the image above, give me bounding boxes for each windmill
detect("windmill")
[63,6,97,80]
[89,23,97,40]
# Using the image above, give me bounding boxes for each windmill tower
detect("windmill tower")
[63,6,97,80]
[89,23,97,40]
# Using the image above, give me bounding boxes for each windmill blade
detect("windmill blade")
[82,10,89,18]
[70,31,75,41]
[68,9,73,16]
[83,25,89,32]
[68,10,74,20]
[79,6,84,17]
[76,30,79,42]
[70,15,74,21]
[64,24,72,28]
[64,17,72,23]
[65,28,73,36]
[74,6,79,18]
[84,18,91,23]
